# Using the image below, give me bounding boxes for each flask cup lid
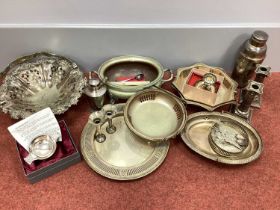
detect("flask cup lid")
[252,30,268,43]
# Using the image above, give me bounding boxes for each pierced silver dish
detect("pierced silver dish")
[0,52,86,119]
[124,88,187,142]
[81,104,170,180]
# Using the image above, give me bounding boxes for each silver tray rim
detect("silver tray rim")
[81,104,170,180]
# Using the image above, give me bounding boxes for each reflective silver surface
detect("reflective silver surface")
[124,88,186,142]
[181,112,263,164]
[231,30,268,88]
[0,52,86,119]
[24,135,57,164]
[81,104,169,180]
[173,63,238,111]
[234,80,264,122]
[194,73,217,93]
[209,121,249,157]
[96,55,173,99]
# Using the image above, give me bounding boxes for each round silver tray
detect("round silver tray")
[181,112,263,164]
[81,104,170,180]
[0,52,86,119]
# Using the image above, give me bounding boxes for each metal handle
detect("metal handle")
[88,70,99,80]
[88,70,109,85]
[24,153,37,165]
[161,69,174,83]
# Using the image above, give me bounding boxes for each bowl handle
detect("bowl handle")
[161,69,174,83]
[87,70,108,85]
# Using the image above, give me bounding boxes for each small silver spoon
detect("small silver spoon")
[121,73,144,82]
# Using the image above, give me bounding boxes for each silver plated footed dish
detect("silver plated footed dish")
[0,52,86,119]
[81,104,170,180]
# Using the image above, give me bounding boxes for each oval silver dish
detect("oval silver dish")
[181,112,263,164]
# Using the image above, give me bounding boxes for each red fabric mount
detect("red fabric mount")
[17,121,76,175]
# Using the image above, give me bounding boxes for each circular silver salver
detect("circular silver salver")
[24,135,57,164]
[81,104,170,180]
[209,121,249,157]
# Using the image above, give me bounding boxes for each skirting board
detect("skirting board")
[0,27,279,73]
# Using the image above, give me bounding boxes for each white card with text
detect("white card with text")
[8,108,61,151]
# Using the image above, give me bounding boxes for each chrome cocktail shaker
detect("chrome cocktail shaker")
[84,75,107,110]
[231,30,268,88]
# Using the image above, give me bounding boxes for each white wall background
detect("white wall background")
[0,0,280,25]
[0,0,279,72]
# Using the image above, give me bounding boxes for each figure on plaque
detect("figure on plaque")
[210,122,249,154]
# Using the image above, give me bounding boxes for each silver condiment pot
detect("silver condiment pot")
[84,73,107,110]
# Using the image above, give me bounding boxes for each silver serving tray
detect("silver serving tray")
[0,52,86,119]
[181,112,263,164]
[81,104,170,180]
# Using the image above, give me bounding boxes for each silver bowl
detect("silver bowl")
[97,55,173,99]
[124,88,187,142]
[0,52,86,119]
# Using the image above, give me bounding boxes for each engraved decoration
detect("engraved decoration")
[0,52,86,119]
[210,122,249,155]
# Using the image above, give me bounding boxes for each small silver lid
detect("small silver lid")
[252,30,269,43]
[203,73,217,86]
[84,78,107,97]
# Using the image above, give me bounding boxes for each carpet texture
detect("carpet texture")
[0,73,279,210]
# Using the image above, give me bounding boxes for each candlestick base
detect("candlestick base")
[234,106,253,123]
